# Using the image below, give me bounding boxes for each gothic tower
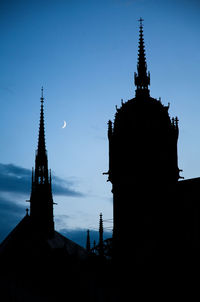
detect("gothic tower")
[107,19,180,261]
[30,88,54,238]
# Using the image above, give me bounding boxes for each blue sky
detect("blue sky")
[0,0,200,246]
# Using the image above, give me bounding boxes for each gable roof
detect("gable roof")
[0,215,88,261]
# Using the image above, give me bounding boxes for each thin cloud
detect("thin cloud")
[0,163,31,194]
[0,162,84,243]
[0,194,25,242]
[0,163,84,197]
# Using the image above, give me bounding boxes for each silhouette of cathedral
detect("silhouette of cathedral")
[0,88,91,301]
[0,88,88,253]
[106,17,180,262]
[0,18,200,301]
[106,18,200,267]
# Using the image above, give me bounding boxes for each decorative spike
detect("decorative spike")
[32,167,34,184]
[134,18,150,97]
[37,87,47,161]
[108,120,112,139]
[86,229,91,252]
[99,213,104,257]
[175,117,179,131]
[41,86,44,103]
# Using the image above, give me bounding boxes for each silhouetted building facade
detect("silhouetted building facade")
[1,19,200,301]
[0,89,90,302]
[107,19,184,263]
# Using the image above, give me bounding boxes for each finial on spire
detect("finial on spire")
[41,86,44,103]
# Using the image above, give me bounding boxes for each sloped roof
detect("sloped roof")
[48,231,87,260]
[0,214,88,261]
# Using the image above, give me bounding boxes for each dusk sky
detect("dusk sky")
[0,0,200,246]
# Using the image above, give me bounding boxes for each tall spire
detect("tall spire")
[30,87,54,237]
[98,213,104,257]
[35,87,48,185]
[134,18,150,97]
[37,86,46,157]
[86,229,91,252]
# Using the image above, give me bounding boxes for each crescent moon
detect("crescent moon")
[62,120,67,129]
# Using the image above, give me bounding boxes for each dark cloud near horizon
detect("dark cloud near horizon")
[0,195,25,243]
[0,194,112,248]
[0,163,83,197]
[0,163,85,244]
[0,195,112,246]
[0,164,109,248]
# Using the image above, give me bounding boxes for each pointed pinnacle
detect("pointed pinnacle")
[41,86,44,103]
[138,17,144,27]
[134,18,150,95]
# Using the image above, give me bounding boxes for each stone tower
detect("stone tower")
[107,19,181,261]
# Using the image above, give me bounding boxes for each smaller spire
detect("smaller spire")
[99,213,104,257]
[86,229,91,252]
[134,18,150,97]
[108,120,112,139]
